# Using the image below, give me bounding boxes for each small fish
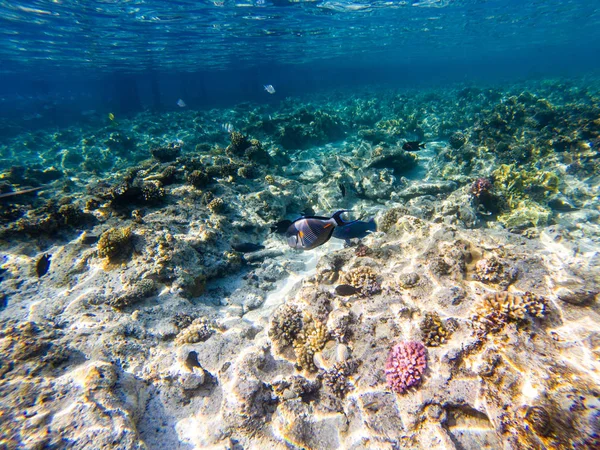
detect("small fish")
[270,219,293,235]
[335,284,358,296]
[286,210,349,251]
[264,85,276,94]
[232,242,265,253]
[402,141,425,151]
[221,123,234,133]
[338,182,346,197]
[36,253,51,278]
[108,112,115,121]
[332,217,377,240]
[177,99,187,108]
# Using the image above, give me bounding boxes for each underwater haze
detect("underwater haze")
[1,1,600,450]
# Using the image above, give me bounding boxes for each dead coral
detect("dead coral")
[174,318,214,345]
[341,266,382,296]
[97,226,133,262]
[473,291,547,333]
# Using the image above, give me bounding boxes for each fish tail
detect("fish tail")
[331,210,349,226]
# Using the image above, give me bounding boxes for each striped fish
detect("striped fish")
[286,210,348,251]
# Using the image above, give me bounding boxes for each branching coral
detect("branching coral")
[473,291,547,333]
[385,341,427,394]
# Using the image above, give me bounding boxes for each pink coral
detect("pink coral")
[385,341,427,394]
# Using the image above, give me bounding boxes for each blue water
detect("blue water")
[1,0,599,117]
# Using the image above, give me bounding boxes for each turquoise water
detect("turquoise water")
[1,2,600,449]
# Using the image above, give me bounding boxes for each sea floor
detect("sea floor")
[1,79,600,449]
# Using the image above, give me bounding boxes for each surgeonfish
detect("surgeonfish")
[332,217,377,240]
[286,210,348,251]
[177,99,187,108]
[264,84,276,94]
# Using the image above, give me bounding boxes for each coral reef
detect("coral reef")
[385,341,428,394]
[1,81,600,449]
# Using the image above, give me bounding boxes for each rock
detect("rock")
[556,287,598,305]
[180,369,206,390]
[392,181,458,201]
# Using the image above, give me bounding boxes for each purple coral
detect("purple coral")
[385,341,427,394]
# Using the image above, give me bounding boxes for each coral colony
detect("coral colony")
[385,341,428,394]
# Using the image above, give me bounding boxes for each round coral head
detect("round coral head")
[385,341,427,394]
